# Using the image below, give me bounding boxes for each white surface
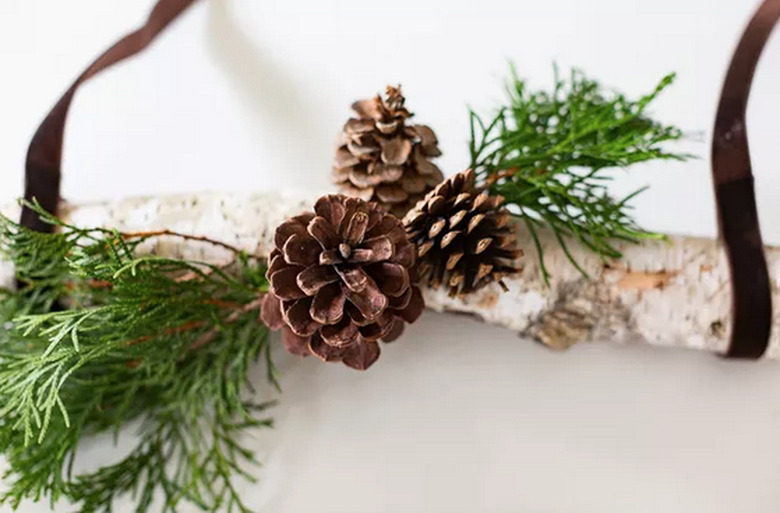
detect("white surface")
[1,1,780,512]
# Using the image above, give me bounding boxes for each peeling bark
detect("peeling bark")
[2,192,777,359]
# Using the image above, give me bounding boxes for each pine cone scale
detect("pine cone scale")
[314,197,347,226]
[349,236,393,263]
[345,118,375,134]
[400,175,426,194]
[449,210,467,228]
[282,234,320,266]
[410,125,440,155]
[310,283,346,325]
[283,298,319,337]
[309,335,351,362]
[308,216,341,250]
[282,329,311,357]
[399,287,425,323]
[344,212,369,245]
[371,262,409,297]
[446,252,463,270]
[347,140,378,159]
[345,282,388,322]
[344,302,371,326]
[269,266,306,300]
[349,168,384,188]
[268,251,286,274]
[351,99,382,119]
[358,315,392,341]
[321,318,359,347]
[414,157,440,176]
[369,162,404,183]
[274,214,314,250]
[342,184,375,202]
[440,231,461,250]
[334,147,360,166]
[260,293,285,330]
[296,265,338,295]
[332,167,352,185]
[467,214,486,233]
[388,286,412,310]
[375,184,408,204]
[336,266,370,293]
[382,319,405,342]
[340,341,380,370]
[381,137,412,166]
[390,241,415,267]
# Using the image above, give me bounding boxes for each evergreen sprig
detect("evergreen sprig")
[469,66,692,281]
[0,202,276,513]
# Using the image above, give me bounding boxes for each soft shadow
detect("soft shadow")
[205,0,330,185]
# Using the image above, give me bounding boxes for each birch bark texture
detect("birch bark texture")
[2,191,778,360]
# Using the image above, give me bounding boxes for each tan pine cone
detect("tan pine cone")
[261,195,425,370]
[332,85,444,218]
[403,170,522,297]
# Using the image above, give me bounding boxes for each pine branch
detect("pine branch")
[0,202,276,513]
[469,66,693,282]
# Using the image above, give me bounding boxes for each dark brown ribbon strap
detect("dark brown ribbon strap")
[21,0,197,233]
[712,0,780,358]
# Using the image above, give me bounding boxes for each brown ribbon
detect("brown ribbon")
[21,0,197,233]
[19,0,780,358]
[712,0,780,359]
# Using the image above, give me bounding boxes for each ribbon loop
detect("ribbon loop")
[21,0,197,233]
[712,0,780,358]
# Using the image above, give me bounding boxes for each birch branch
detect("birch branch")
[2,191,777,359]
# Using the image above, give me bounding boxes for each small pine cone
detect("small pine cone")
[332,85,444,218]
[262,194,425,370]
[403,170,522,297]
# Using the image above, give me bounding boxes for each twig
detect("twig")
[173,259,236,283]
[126,320,207,347]
[204,298,241,310]
[189,296,265,351]
[483,167,519,187]
[123,297,250,350]
[120,229,243,254]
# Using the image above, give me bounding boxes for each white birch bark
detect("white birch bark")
[2,191,777,359]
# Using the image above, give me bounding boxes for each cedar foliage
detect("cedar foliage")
[0,202,275,513]
[0,66,692,513]
[469,66,691,281]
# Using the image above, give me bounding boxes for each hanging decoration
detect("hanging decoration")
[1,0,776,511]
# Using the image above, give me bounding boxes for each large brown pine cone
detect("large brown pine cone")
[332,85,444,218]
[262,195,425,370]
[404,170,522,297]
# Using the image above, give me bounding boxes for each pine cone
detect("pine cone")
[403,170,522,297]
[332,85,444,218]
[262,195,425,370]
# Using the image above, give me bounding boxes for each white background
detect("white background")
[2,1,780,512]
